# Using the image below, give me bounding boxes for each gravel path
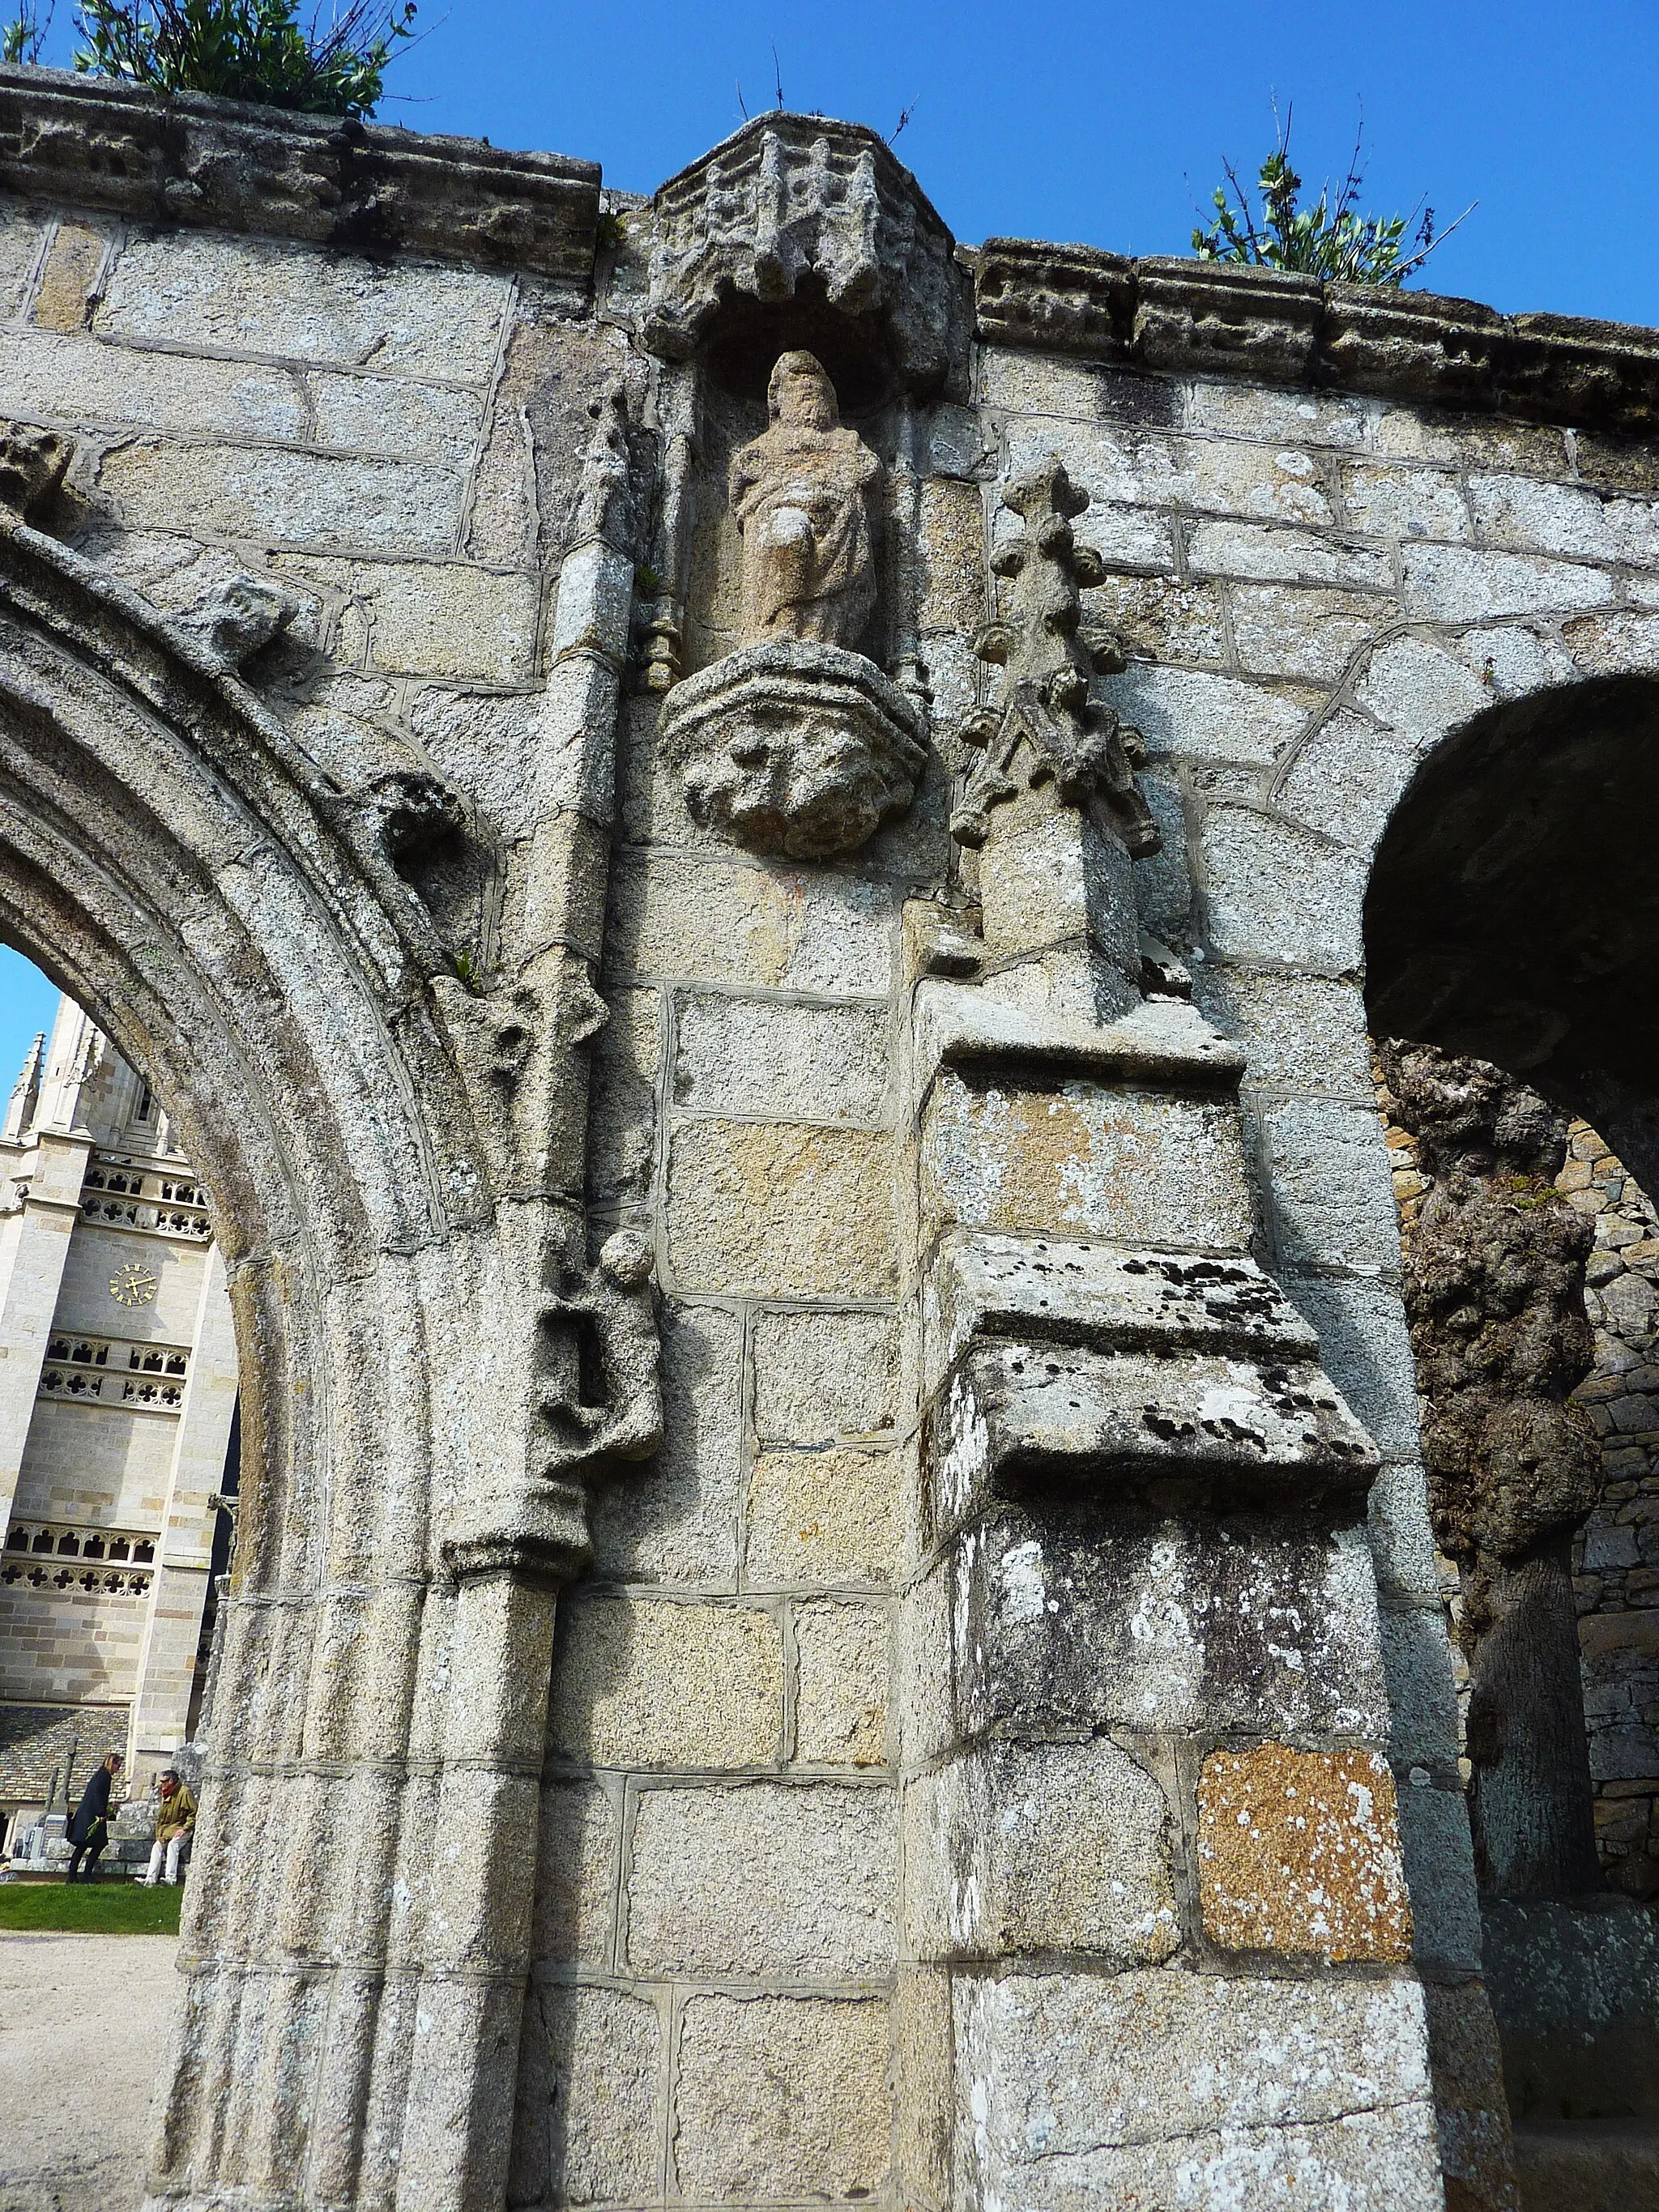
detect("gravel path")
[0,1935,181,2212]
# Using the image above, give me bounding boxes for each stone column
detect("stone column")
[128,1242,239,1777]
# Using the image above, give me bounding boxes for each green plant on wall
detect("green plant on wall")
[3,0,420,117]
[1194,108,1472,288]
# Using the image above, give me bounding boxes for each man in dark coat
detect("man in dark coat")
[65,1752,123,1882]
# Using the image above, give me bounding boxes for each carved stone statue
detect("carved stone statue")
[731,351,881,650]
[659,350,927,860]
[0,423,70,523]
[537,1228,663,1476]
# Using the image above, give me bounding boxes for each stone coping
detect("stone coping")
[0,62,599,283]
[973,238,1659,437]
[3,65,1653,434]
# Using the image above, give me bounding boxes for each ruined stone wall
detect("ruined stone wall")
[1383,1083,1659,1883]
[6,68,1659,2212]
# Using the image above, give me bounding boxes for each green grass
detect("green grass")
[0,1878,183,1933]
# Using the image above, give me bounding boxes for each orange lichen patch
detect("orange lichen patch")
[1197,1742,1414,1963]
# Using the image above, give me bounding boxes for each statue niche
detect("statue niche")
[660,350,926,861]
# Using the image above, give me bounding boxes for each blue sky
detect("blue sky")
[2,0,1654,1081]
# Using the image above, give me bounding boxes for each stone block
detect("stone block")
[625,1779,894,1975]
[514,1981,662,2208]
[1132,771,1194,944]
[586,983,661,1207]
[1395,1781,1485,1980]
[1401,543,1614,621]
[95,230,511,383]
[589,1302,742,1587]
[955,1970,1438,2209]
[1187,519,1395,590]
[1101,663,1315,767]
[747,1447,903,1588]
[664,1119,895,1297]
[920,1071,1253,1251]
[917,475,987,635]
[1198,804,1367,972]
[351,560,539,680]
[981,349,1179,421]
[307,372,485,464]
[607,850,898,998]
[97,440,465,555]
[30,218,105,331]
[1422,1980,1522,2212]
[1088,572,1228,663]
[795,1598,890,1766]
[1377,1602,1462,1767]
[0,327,307,445]
[1364,1463,1442,1601]
[1273,707,1422,852]
[959,1511,1389,1741]
[531,1777,619,1967]
[1197,1742,1414,1962]
[751,1307,905,1445]
[672,991,889,1125]
[1280,1276,1419,1460]
[1006,416,1336,526]
[548,1598,783,1770]
[906,1737,1179,1962]
[1341,459,1473,541]
[1561,608,1659,678]
[1193,967,1373,1097]
[0,205,45,318]
[673,1994,891,2201]
[1227,581,1388,682]
[1264,1096,1402,1274]
[1467,472,1619,560]
[1185,380,1372,446]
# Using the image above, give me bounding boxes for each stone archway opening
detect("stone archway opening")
[1364,676,1659,2175]
[0,961,244,1877]
[1367,672,1659,1196]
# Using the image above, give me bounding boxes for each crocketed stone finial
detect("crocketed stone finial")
[953,454,1160,860]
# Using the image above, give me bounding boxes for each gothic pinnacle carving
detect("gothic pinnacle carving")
[952,455,1161,861]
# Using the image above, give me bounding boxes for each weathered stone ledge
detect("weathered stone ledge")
[0,62,599,283]
[974,239,1659,437]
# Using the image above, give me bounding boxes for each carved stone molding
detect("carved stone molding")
[643,114,970,398]
[661,638,927,859]
[0,62,600,281]
[972,237,1659,434]
[928,1233,1379,1530]
[953,454,1160,860]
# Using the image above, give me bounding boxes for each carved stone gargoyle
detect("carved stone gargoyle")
[953,455,1160,861]
[659,350,927,859]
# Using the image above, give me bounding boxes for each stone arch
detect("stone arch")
[0,510,522,2206]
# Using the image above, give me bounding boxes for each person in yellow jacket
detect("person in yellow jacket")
[139,1770,195,1886]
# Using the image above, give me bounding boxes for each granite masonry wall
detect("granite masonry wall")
[0,62,1657,2212]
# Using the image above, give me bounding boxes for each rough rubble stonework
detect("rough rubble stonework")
[6,59,1659,2212]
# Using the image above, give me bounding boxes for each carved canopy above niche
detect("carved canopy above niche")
[642,113,971,400]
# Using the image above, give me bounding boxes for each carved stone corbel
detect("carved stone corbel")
[0,423,71,523]
[177,574,299,670]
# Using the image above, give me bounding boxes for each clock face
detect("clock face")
[109,1260,158,1310]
